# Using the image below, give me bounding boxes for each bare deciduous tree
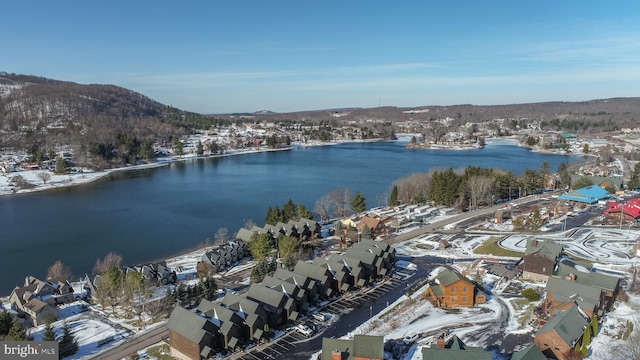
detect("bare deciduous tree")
[327,188,351,218]
[467,175,495,210]
[394,172,432,205]
[214,228,229,246]
[37,171,52,184]
[243,219,256,230]
[93,252,123,275]
[314,195,332,222]
[46,260,73,280]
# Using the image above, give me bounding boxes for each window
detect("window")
[462,297,467,303]
[450,297,455,303]
[463,286,467,292]
[450,286,455,293]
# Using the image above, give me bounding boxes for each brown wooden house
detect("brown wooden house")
[516,239,563,282]
[426,268,485,308]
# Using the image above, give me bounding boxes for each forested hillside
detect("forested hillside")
[0,72,222,169]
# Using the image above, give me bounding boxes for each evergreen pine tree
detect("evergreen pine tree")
[296,204,313,220]
[42,319,56,341]
[54,156,68,175]
[283,199,296,222]
[361,224,372,240]
[389,185,398,207]
[0,310,13,337]
[58,320,78,357]
[350,191,367,213]
[7,320,33,341]
[163,287,177,313]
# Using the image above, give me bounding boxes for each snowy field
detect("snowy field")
[28,302,131,360]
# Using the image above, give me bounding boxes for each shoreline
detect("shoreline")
[0,137,581,198]
[0,146,293,197]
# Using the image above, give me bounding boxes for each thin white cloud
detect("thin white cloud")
[113,62,437,88]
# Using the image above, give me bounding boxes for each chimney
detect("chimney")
[436,337,445,349]
[532,239,538,247]
[331,348,342,360]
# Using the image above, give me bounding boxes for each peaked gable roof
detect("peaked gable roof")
[435,268,474,288]
[247,283,290,310]
[546,277,602,313]
[168,306,218,345]
[556,259,620,292]
[510,344,547,360]
[536,304,588,347]
[422,335,490,360]
[321,335,383,360]
[524,239,562,260]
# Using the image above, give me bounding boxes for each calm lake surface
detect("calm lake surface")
[0,139,582,294]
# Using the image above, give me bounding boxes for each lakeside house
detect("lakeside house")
[8,276,75,326]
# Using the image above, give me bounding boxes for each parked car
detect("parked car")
[312,313,326,322]
[295,324,314,337]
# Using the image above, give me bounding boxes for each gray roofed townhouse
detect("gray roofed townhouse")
[247,283,299,328]
[273,267,320,304]
[313,256,353,292]
[262,275,309,312]
[235,227,253,242]
[196,300,246,350]
[344,247,385,276]
[168,306,219,360]
[327,253,370,288]
[294,260,338,298]
[220,293,268,341]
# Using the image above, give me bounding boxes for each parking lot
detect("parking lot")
[226,268,414,360]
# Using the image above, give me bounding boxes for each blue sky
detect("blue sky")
[2,1,640,113]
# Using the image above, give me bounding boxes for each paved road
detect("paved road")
[91,325,169,360]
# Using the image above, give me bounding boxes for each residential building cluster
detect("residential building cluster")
[518,239,621,360]
[167,238,397,360]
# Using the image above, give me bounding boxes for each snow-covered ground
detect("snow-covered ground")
[27,301,131,360]
[500,227,640,264]
[310,230,638,360]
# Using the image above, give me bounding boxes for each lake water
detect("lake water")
[0,138,582,294]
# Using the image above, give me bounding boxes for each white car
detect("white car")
[295,324,314,337]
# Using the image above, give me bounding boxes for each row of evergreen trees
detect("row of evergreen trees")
[388,163,567,209]
[170,276,218,308]
[264,199,314,225]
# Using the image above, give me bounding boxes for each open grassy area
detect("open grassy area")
[474,236,522,257]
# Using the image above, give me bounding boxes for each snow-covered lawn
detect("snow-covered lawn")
[29,301,130,360]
